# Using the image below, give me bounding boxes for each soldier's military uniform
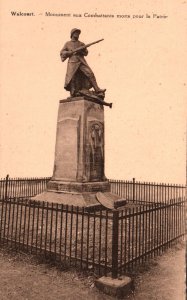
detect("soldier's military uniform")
[60,28,105,97]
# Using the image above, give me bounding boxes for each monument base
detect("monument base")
[32,190,124,210]
[47,179,110,193]
[33,180,126,209]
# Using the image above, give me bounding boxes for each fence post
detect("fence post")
[132,178,135,203]
[5,174,9,200]
[112,209,119,279]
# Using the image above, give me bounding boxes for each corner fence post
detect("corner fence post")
[5,174,9,200]
[112,209,119,279]
[132,177,135,203]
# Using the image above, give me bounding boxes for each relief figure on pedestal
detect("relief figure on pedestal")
[89,123,104,181]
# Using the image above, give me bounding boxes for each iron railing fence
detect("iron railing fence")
[109,179,186,204]
[0,196,185,278]
[0,175,50,200]
[113,198,185,277]
[0,176,185,204]
[0,198,113,276]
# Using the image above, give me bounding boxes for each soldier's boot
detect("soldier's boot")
[89,76,106,93]
[70,81,77,97]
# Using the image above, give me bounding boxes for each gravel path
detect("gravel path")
[0,242,185,299]
[129,242,186,300]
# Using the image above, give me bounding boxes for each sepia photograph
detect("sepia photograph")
[0,1,186,299]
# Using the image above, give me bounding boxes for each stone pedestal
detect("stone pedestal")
[34,97,122,208]
[52,97,106,184]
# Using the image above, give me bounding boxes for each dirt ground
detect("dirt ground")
[0,242,186,300]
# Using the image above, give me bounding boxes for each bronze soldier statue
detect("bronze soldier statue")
[60,28,106,98]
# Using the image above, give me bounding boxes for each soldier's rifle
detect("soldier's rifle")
[61,38,104,62]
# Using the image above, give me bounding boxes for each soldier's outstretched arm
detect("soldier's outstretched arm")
[80,46,88,56]
[74,43,88,56]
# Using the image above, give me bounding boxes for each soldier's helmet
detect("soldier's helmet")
[70,28,81,38]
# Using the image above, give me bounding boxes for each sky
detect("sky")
[0,1,186,184]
